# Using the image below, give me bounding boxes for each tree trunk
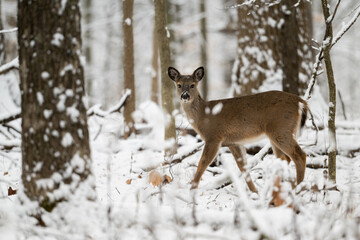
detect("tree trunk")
[232,1,282,96]
[232,0,313,97]
[154,0,177,157]
[122,0,136,139]
[200,0,208,100]
[0,0,6,65]
[321,0,337,183]
[18,0,93,212]
[84,0,93,102]
[151,22,159,104]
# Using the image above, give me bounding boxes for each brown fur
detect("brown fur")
[168,67,308,191]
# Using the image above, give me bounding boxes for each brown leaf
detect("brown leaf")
[126,179,132,185]
[270,176,286,207]
[8,187,17,196]
[4,172,8,176]
[163,174,173,184]
[148,171,162,187]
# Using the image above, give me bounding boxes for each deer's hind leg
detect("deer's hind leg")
[268,134,306,184]
[271,143,291,164]
[228,144,258,193]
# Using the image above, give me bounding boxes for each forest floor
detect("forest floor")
[1,101,360,239]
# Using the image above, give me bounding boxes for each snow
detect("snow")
[41,71,50,80]
[51,33,64,47]
[61,132,73,147]
[36,92,44,105]
[1,0,360,239]
[125,18,131,26]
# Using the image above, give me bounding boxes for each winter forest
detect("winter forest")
[1,0,360,239]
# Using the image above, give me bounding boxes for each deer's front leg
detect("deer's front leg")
[191,141,221,189]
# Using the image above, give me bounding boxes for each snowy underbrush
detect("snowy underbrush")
[0,101,360,239]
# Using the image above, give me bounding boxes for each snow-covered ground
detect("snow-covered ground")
[1,99,360,239]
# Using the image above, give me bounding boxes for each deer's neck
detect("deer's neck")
[181,95,206,128]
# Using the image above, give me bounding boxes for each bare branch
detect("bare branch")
[331,6,360,48]
[87,89,131,117]
[163,142,204,166]
[0,57,19,75]
[0,28,18,34]
[0,112,21,125]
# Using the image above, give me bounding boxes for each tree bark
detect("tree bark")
[151,21,159,104]
[154,0,177,157]
[200,0,208,100]
[122,0,136,139]
[18,0,93,211]
[232,0,313,96]
[321,0,337,183]
[0,0,6,65]
[83,0,93,101]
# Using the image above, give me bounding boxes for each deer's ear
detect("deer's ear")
[193,66,204,82]
[168,67,180,81]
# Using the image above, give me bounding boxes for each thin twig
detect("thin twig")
[0,28,18,34]
[0,57,19,75]
[0,112,21,125]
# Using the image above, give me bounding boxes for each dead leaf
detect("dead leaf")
[8,187,17,196]
[4,172,8,176]
[163,174,172,184]
[148,171,162,187]
[138,174,142,179]
[126,179,132,185]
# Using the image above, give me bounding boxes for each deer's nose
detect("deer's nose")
[181,92,190,100]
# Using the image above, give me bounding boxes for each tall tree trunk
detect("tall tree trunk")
[232,0,313,97]
[151,22,159,104]
[232,1,282,96]
[154,0,177,157]
[200,0,208,100]
[0,0,5,65]
[84,0,93,101]
[321,0,337,183]
[18,0,93,212]
[122,0,136,139]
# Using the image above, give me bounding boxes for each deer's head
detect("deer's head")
[168,66,204,104]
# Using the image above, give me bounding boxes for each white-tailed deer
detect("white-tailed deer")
[168,66,308,192]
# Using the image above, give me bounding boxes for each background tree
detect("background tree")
[200,0,208,100]
[232,0,313,96]
[0,0,5,65]
[18,0,93,214]
[154,0,177,156]
[83,0,93,102]
[321,0,337,183]
[122,0,136,139]
[151,19,159,104]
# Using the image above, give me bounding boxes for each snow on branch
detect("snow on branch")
[87,89,131,117]
[0,111,21,125]
[332,6,360,48]
[0,57,19,75]
[0,28,18,34]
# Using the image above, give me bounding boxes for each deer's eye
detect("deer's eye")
[190,84,195,88]
[177,84,182,88]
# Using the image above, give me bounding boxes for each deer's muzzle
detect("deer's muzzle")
[181,92,190,101]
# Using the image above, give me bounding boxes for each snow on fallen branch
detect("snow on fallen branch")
[0,27,18,34]
[87,89,131,117]
[0,111,21,125]
[0,57,19,75]
[163,142,204,166]
[0,138,21,149]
